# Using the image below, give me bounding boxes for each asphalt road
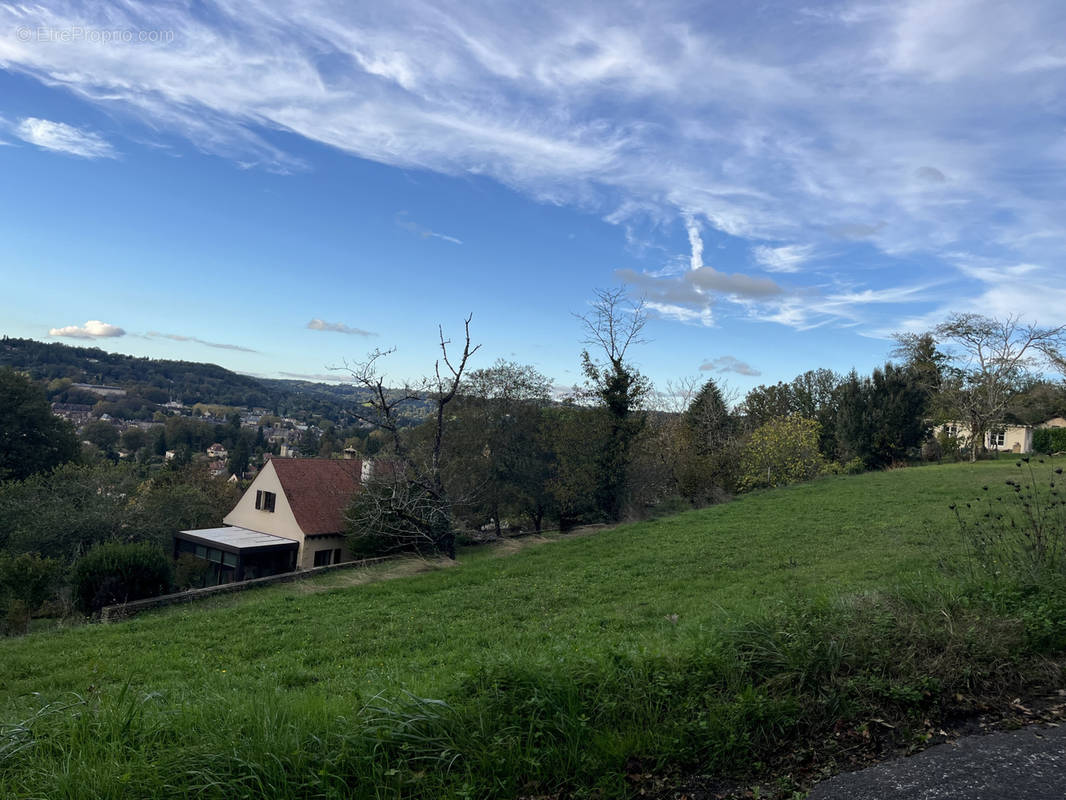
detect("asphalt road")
[807,724,1066,800]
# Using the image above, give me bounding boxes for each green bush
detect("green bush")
[937,431,961,461]
[71,542,173,614]
[1033,427,1066,454]
[173,552,213,591]
[740,416,825,491]
[0,552,61,635]
[822,457,865,476]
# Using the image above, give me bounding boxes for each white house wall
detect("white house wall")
[934,422,1034,454]
[223,460,306,553]
[298,535,351,570]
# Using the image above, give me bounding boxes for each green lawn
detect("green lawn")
[0,459,1047,798]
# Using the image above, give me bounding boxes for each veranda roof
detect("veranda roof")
[176,526,298,553]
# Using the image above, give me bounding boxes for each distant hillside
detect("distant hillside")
[0,337,432,423]
[0,337,271,407]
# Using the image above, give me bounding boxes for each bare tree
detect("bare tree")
[934,313,1065,461]
[344,316,481,558]
[578,286,647,366]
[574,286,650,520]
[576,286,648,413]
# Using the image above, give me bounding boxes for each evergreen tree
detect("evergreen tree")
[684,378,732,455]
[228,436,250,477]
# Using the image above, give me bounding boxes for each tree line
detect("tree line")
[1,297,1064,629]
[344,299,1066,558]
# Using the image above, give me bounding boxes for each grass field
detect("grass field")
[2,459,1064,799]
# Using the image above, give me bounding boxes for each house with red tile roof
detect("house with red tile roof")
[173,458,364,585]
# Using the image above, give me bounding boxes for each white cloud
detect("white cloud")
[683,213,704,270]
[947,254,1041,285]
[49,320,125,338]
[752,244,814,273]
[307,318,377,336]
[3,0,1066,334]
[700,355,760,376]
[14,118,116,159]
[646,301,714,327]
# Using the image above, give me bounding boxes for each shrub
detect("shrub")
[173,552,213,591]
[937,431,961,462]
[1033,427,1066,454]
[740,416,825,491]
[951,457,1066,582]
[921,437,942,462]
[0,552,61,635]
[71,542,173,614]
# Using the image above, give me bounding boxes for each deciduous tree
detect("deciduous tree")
[576,287,649,521]
[934,314,1065,461]
[345,316,480,558]
[740,415,825,490]
[450,360,554,534]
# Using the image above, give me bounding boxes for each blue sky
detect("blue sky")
[2,1,1065,400]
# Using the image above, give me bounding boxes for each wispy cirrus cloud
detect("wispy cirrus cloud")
[395,211,462,244]
[307,318,377,336]
[14,117,116,158]
[49,320,125,339]
[622,215,946,333]
[278,371,348,382]
[616,217,783,327]
[4,0,1066,336]
[752,244,814,274]
[146,331,258,353]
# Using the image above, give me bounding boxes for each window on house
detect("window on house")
[255,490,276,512]
[333,548,342,564]
[313,549,332,567]
[989,430,1005,447]
[945,425,959,437]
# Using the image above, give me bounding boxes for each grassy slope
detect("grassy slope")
[1,461,999,712]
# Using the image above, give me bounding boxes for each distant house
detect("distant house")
[174,458,364,585]
[206,443,228,460]
[51,402,94,426]
[934,417,1066,454]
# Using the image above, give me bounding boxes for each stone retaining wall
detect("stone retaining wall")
[98,526,593,623]
[98,555,399,622]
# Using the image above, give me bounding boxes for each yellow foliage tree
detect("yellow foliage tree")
[740,416,825,491]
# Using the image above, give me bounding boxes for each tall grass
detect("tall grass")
[4,581,1064,799]
[953,456,1066,582]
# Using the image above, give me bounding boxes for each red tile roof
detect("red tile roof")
[270,458,363,535]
